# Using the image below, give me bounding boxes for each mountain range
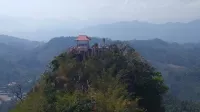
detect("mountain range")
[79,20,200,43]
[2,19,200,43]
[0,35,42,50]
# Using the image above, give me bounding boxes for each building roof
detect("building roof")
[76,35,91,41]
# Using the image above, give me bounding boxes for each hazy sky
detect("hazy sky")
[1,0,200,22]
[0,0,200,40]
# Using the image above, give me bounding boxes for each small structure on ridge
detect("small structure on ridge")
[76,35,91,52]
[68,35,109,61]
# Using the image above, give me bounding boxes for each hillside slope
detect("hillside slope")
[0,35,43,87]
[0,35,42,50]
[129,39,200,101]
[11,43,167,112]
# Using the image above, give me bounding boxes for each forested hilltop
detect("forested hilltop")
[11,43,168,112]
[1,36,200,112]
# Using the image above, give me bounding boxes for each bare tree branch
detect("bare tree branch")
[11,84,23,102]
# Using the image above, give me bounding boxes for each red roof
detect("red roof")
[76,35,91,41]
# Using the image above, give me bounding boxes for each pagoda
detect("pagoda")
[76,35,91,52]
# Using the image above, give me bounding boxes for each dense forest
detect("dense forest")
[11,43,168,112]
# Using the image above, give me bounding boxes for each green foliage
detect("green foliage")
[12,42,168,112]
[52,73,142,112]
[39,43,166,112]
[87,74,142,112]
[10,89,46,112]
[55,92,93,112]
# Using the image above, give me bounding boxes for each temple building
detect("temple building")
[76,35,91,52]
[68,35,108,61]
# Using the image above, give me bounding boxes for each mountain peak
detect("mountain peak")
[11,42,167,112]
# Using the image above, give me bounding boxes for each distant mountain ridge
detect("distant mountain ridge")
[79,19,200,43]
[1,19,200,43]
[0,35,43,50]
